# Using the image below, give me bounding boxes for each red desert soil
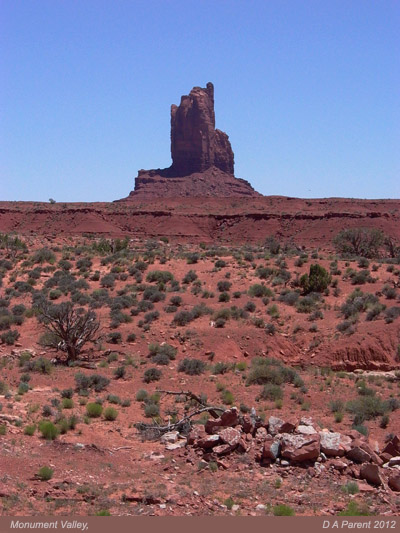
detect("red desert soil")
[0,204,400,517]
[0,197,399,248]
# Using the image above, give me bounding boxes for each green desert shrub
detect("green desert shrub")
[300,264,331,294]
[1,329,20,345]
[143,368,162,383]
[38,420,59,440]
[178,358,206,375]
[24,424,36,436]
[273,504,295,516]
[248,284,272,298]
[144,402,160,418]
[103,407,118,421]
[86,403,103,418]
[37,466,54,481]
[136,389,148,401]
[258,383,284,401]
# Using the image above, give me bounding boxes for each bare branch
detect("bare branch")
[156,389,221,418]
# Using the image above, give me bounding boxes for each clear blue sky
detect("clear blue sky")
[1,0,399,201]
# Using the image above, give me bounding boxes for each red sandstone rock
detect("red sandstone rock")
[197,434,221,449]
[388,473,400,492]
[280,433,320,463]
[241,414,255,434]
[218,427,241,448]
[261,435,281,461]
[187,425,206,445]
[205,407,239,433]
[319,431,352,457]
[346,446,372,464]
[255,427,268,441]
[382,436,400,457]
[360,464,383,486]
[213,444,232,456]
[268,416,296,436]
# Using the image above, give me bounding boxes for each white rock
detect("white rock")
[161,431,179,444]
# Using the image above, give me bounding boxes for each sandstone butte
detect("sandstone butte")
[120,82,260,199]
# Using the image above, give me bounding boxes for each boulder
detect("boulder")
[205,408,239,433]
[388,456,400,467]
[187,425,206,445]
[241,415,256,434]
[213,444,232,456]
[165,441,186,451]
[382,436,400,458]
[280,433,320,463]
[360,464,383,486]
[160,431,179,444]
[261,435,281,461]
[218,427,241,449]
[268,416,296,436]
[346,441,372,464]
[329,459,348,472]
[255,427,268,441]
[346,447,372,464]
[300,417,314,427]
[319,432,352,457]
[296,425,317,435]
[197,434,221,450]
[388,473,400,492]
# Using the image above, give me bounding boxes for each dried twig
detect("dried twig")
[135,406,225,440]
[156,389,221,419]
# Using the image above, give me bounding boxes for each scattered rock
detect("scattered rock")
[382,436,400,458]
[296,425,317,435]
[388,473,400,492]
[219,427,241,448]
[165,441,186,451]
[205,408,239,433]
[360,464,383,486]
[197,434,221,450]
[161,431,179,444]
[255,427,268,441]
[261,435,281,461]
[268,416,296,436]
[187,425,206,445]
[280,433,320,463]
[346,446,372,464]
[319,431,352,457]
[387,456,400,467]
[213,444,232,456]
